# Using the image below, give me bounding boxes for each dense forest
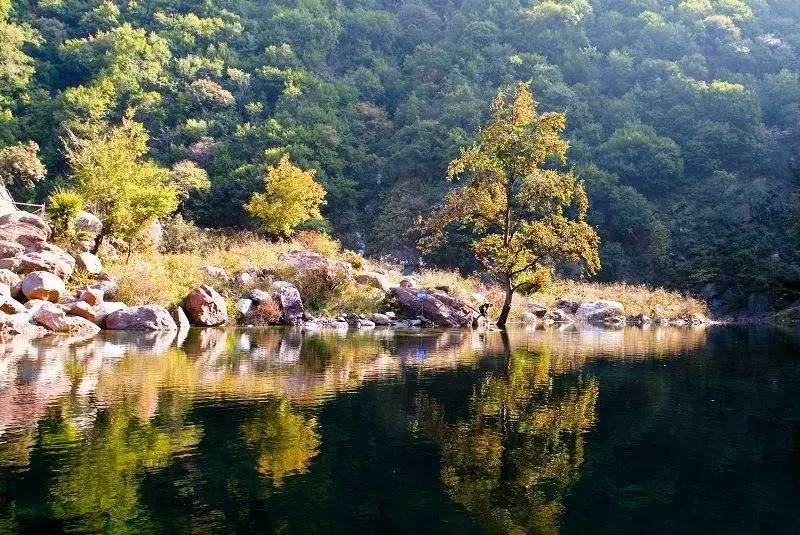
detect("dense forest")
[1,0,800,312]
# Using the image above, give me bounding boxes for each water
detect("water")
[1,325,799,534]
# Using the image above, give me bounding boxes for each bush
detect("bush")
[246,298,282,325]
[47,188,85,238]
[159,215,208,254]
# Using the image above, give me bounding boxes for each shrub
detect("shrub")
[247,298,282,325]
[159,215,208,254]
[47,188,85,239]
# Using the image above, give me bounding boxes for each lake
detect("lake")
[1,325,799,534]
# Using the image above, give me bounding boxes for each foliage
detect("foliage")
[65,119,179,250]
[421,82,600,325]
[245,154,326,237]
[46,188,84,239]
[0,141,45,197]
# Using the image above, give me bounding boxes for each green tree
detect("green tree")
[421,82,600,326]
[244,154,326,237]
[0,140,45,199]
[64,118,180,252]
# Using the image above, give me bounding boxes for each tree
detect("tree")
[0,140,46,198]
[64,118,180,253]
[244,154,326,237]
[421,82,600,327]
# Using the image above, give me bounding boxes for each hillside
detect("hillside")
[1,0,799,312]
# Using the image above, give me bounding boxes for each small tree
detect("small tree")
[64,118,180,253]
[0,141,46,198]
[244,154,326,237]
[421,82,600,327]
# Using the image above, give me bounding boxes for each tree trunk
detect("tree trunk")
[496,280,514,328]
[90,230,106,255]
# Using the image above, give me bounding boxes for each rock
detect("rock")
[576,300,626,324]
[472,293,488,305]
[76,252,103,274]
[171,306,190,333]
[272,281,304,326]
[526,302,548,318]
[399,277,417,288]
[0,184,16,217]
[555,299,581,314]
[0,211,50,244]
[235,298,253,315]
[79,288,104,306]
[546,309,573,323]
[391,287,480,328]
[627,314,652,327]
[0,310,48,337]
[355,271,392,293]
[0,241,75,278]
[201,265,227,278]
[280,250,353,281]
[93,301,127,327]
[24,299,52,313]
[0,295,26,314]
[21,271,67,302]
[105,305,177,331]
[0,240,25,259]
[184,285,228,326]
[86,278,119,301]
[75,211,102,237]
[356,319,376,328]
[234,272,253,285]
[0,282,7,296]
[249,289,271,303]
[0,269,21,298]
[32,302,101,335]
[68,301,98,322]
[385,311,396,320]
[370,313,391,326]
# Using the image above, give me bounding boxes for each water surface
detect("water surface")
[1,325,799,533]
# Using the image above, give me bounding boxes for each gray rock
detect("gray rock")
[32,302,101,335]
[576,300,625,324]
[555,299,581,314]
[391,286,480,328]
[171,306,190,333]
[106,305,177,331]
[184,285,228,326]
[370,313,391,326]
[627,314,652,327]
[249,288,271,303]
[75,211,102,237]
[234,272,253,285]
[21,271,67,302]
[76,252,103,274]
[526,301,548,318]
[236,298,253,315]
[272,281,304,326]
[93,301,128,327]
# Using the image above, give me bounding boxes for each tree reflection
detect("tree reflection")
[241,398,320,485]
[420,347,598,534]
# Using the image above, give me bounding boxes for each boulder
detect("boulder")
[0,295,26,314]
[526,302,548,318]
[272,281,304,326]
[249,288,271,303]
[201,265,227,278]
[0,211,50,244]
[76,252,103,274]
[21,271,67,302]
[81,277,119,301]
[235,272,253,285]
[32,302,101,335]
[235,298,253,315]
[370,313,392,326]
[93,301,127,327]
[0,269,21,298]
[546,309,573,323]
[391,287,480,328]
[576,300,626,324]
[105,305,177,331]
[627,314,652,327]
[184,285,228,326]
[355,272,392,293]
[0,184,16,217]
[74,211,102,237]
[79,288,104,306]
[0,241,75,278]
[68,301,98,322]
[280,250,353,281]
[171,306,190,333]
[0,240,25,259]
[399,277,417,288]
[0,310,48,337]
[555,299,581,314]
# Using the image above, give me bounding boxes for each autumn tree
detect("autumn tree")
[62,119,184,253]
[421,82,600,327]
[244,154,326,237]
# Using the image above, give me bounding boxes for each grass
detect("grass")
[102,230,708,322]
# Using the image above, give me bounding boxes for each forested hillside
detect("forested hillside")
[1,0,799,311]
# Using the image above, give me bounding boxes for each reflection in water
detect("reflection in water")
[0,325,711,533]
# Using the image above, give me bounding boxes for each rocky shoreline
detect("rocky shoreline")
[0,209,711,341]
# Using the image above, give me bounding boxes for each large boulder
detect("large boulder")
[76,252,103,274]
[280,250,353,281]
[21,271,67,302]
[0,211,50,244]
[0,269,21,298]
[0,294,26,314]
[32,302,101,335]
[171,306,190,333]
[576,300,626,324]
[105,305,177,331]
[0,240,25,259]
[355,271,392,293]
[272,281,304,326]
[184,285,228,326]
[0,241,75,278]
[93,301,127,327]
[0,184,16,217]
[391,287,481,328]
[74,211,102,237]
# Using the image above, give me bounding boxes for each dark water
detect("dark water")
[1,325,800,534]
